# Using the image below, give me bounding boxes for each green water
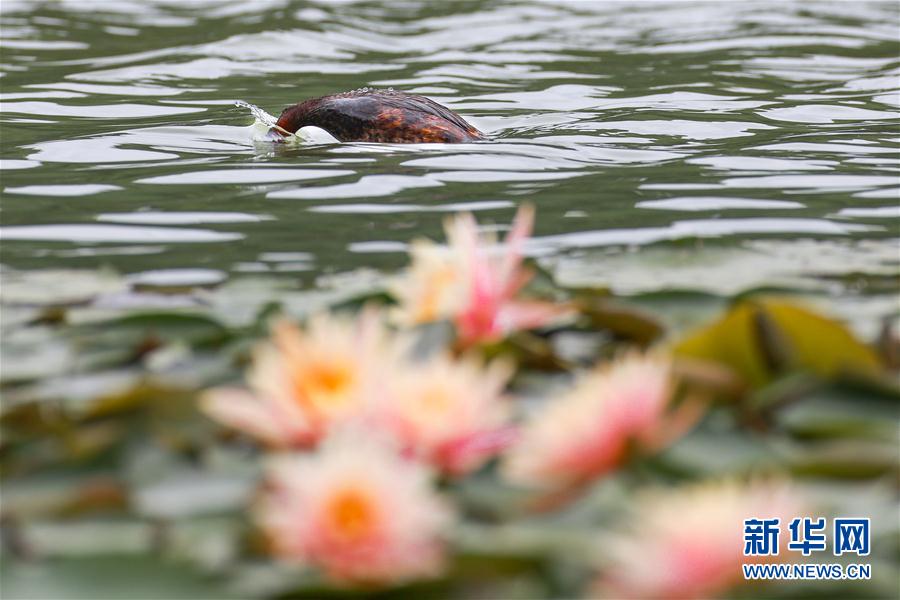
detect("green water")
[1,0,897,332]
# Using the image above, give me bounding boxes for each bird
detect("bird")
[269,88,484,143]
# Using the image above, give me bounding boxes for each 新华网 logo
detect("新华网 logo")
[742,517,872,581]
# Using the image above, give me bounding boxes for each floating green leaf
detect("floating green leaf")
[674,297,883,389]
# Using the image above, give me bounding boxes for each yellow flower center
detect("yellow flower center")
[421,387,451,413]
[294,358,357,416]
[415,265,459,322]
[327,487,376,540]
[402,383,458,433]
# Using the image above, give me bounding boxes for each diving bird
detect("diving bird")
[269,88,484,143]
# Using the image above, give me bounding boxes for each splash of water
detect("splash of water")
[235,99,339,145]
[234,99,278,127]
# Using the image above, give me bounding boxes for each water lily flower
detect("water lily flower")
[594,479,805,600]
[391,204,569,345]
[257,431,453,585]
[201,310,386,448]
[502,352,700,490]
[376,352,516,475]
[390,239,466,325]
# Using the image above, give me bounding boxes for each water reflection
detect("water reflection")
[636,197,805,211]
[536,217,877,251]
[0,224,243,243]
[136,168,354,185]
[5,184,121,196]
[96,211,273,224]
[2,101,204,118]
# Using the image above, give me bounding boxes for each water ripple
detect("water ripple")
[0,0,896,312]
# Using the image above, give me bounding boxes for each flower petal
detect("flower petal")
[201,387,312,447]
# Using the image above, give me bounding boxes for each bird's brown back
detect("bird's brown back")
[275,89,484,143]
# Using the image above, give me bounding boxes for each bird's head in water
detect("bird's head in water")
[266,102,310,141]
[263,107,294,141]
[266,100,333,142]
[264,123,292,142]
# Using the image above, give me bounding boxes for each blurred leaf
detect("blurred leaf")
[164,516,243,571]
[0,305,42,332]
[0,269,127,307]
[226,562,317,600]
[673,357,747,401]
[408,320,456,359]
[80,312,230,350]
[18,520,154,558]
[779,390,900,442]
[876,319,900,370]
[480,332,570,371]
[674,297,883,389]
[549,330,609,367]
[0,326,75,385]
[450,522,596,569]
[764,300,882,378]
[0,555,238,599]
[1,475,127,519]
[747,372,823,413]
[785,439,899,479]
[133,471,255,520]
[674,301,768,387]
[630,290,729,338]
[657,424,781,477]
[330,290,395,313]
[452,472,533,520]
[4,370,143,415]
[573,296,664,346]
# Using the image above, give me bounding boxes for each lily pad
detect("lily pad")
[0,555,238,600]
[0,269,127,307]
[674,297,883,389]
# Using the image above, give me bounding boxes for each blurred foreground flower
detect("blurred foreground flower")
[594,479,805,599]
[391,204,569,345]
[502,352,700,490]
[201,311,515,476]
[376,352,516,475]
[257,431,453,585]
[201,311,386,447]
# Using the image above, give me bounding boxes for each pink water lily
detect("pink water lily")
[257,431,453,585]
[594,479,806,600]
[201,310,386,448]
[374,351,516,475]
[392,204,569,346]
[502,352,701,491]
[200,310,516,476]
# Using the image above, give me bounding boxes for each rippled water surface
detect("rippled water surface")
[1,0,898,324]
